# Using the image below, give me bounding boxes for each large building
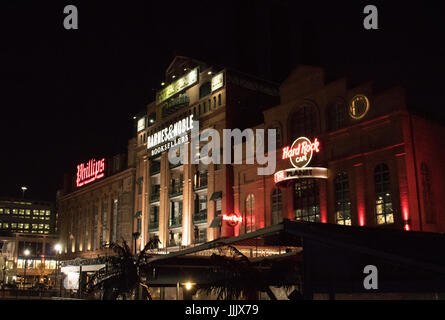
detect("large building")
[56,56,445,298]
[132,56,279,252]
[0,198,58,286]
[58,153,135,261]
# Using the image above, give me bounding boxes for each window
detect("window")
[374,163,394,225]
[216,199,222,216]
[421,163,435,224]
[149,206,159,230]
[25,209,31,216]
[334,172,351,225]
[245,194,255,232]
[328,100,346,131]
[203,102,207,113]
[169,201,182,228]
[0,208,3,214]
[19,209,24,215]
[102,202,108,243]
[112,200,118,242]
[290,105,317,140]
[294,180,320,222]
[199,82,211,99]
[218,94,222,106]
[4,209,10,215]
[271,188,282,225]
[213,96,217,108]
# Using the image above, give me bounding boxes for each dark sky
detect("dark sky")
[1,1,444,201]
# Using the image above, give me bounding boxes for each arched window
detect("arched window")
[374,163,394,224]
[245,194,255,232]
[328,100,346,131]
[294,180,320,222]
[334,172,351,225]
[271,188,282,225]
[213,96,217,108]
[218,94,222,106]
[290,105,317,141]
[421,163,435,223]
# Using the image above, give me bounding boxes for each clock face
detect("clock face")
[349,95,370,120]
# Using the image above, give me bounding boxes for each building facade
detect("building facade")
[58,153,135,262]
[232,65,445,235]
[0,198,58,286]
[132,56,279,252]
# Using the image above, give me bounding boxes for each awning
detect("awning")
[209,191,222,201]
[134,211,142,218]
[209,215,222,228]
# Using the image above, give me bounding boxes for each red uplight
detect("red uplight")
[76,158,106,187]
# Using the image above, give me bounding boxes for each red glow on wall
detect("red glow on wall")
[358,205,366,226]
[76,158,106,187]
[401,198,410,231]
[222,213,242,227]
[404,224,411,231]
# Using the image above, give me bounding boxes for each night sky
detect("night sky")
[1,1,444,201]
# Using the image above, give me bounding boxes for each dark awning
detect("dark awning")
[209,215,222,228]
[209,191,222,201]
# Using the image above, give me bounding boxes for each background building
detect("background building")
[0,198,58,286]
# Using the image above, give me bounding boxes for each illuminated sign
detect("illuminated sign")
[274,167,328,184]
[349,95,370,120]
[137,117,146,132]
[156,68,198,104]
[76,158,105,187]
[147,115,194,156]
[211,72,224,92]
[282,137,320,168]
[222,212,242,227]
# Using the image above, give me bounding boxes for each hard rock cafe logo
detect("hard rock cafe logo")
[349,94,370,120]
[274,137,327,184]
[222,212,242,227]
[282,137,320,168]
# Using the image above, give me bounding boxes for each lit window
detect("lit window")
[40,210,45,216]
[45,210,51,216]
[294,180,320,222]
[0,208,3,214]
[245,194,255,232]
[4,209,10,215]
[335,172,351,226]
[32,224,38,229]
[12,209,18,215]
[3,223,9,229]
[19,209,24,215]
[374,163,393,225]
[45,224,50,230]
[24,224,29,229]
[11,223,17,229]
[33,210,39,215]
[25,209,31,215]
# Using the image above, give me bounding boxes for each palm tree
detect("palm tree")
[83,238,160,300]
[199,245,301,300]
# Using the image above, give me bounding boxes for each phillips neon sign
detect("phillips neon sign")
[76,158,106,187]
[222,213,242,227]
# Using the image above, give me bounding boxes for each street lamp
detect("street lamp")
[21,186,27,198]
[23,249,30,289]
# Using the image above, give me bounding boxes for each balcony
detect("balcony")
[193,210,207,224]
[194,172,208,190]
[169,215,182,228]
[150,192,160,203]
[169,185,183,197]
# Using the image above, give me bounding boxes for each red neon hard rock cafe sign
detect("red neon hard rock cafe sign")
[222,213,242,227]
[274,137,327,184]
[76,158,106,187]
